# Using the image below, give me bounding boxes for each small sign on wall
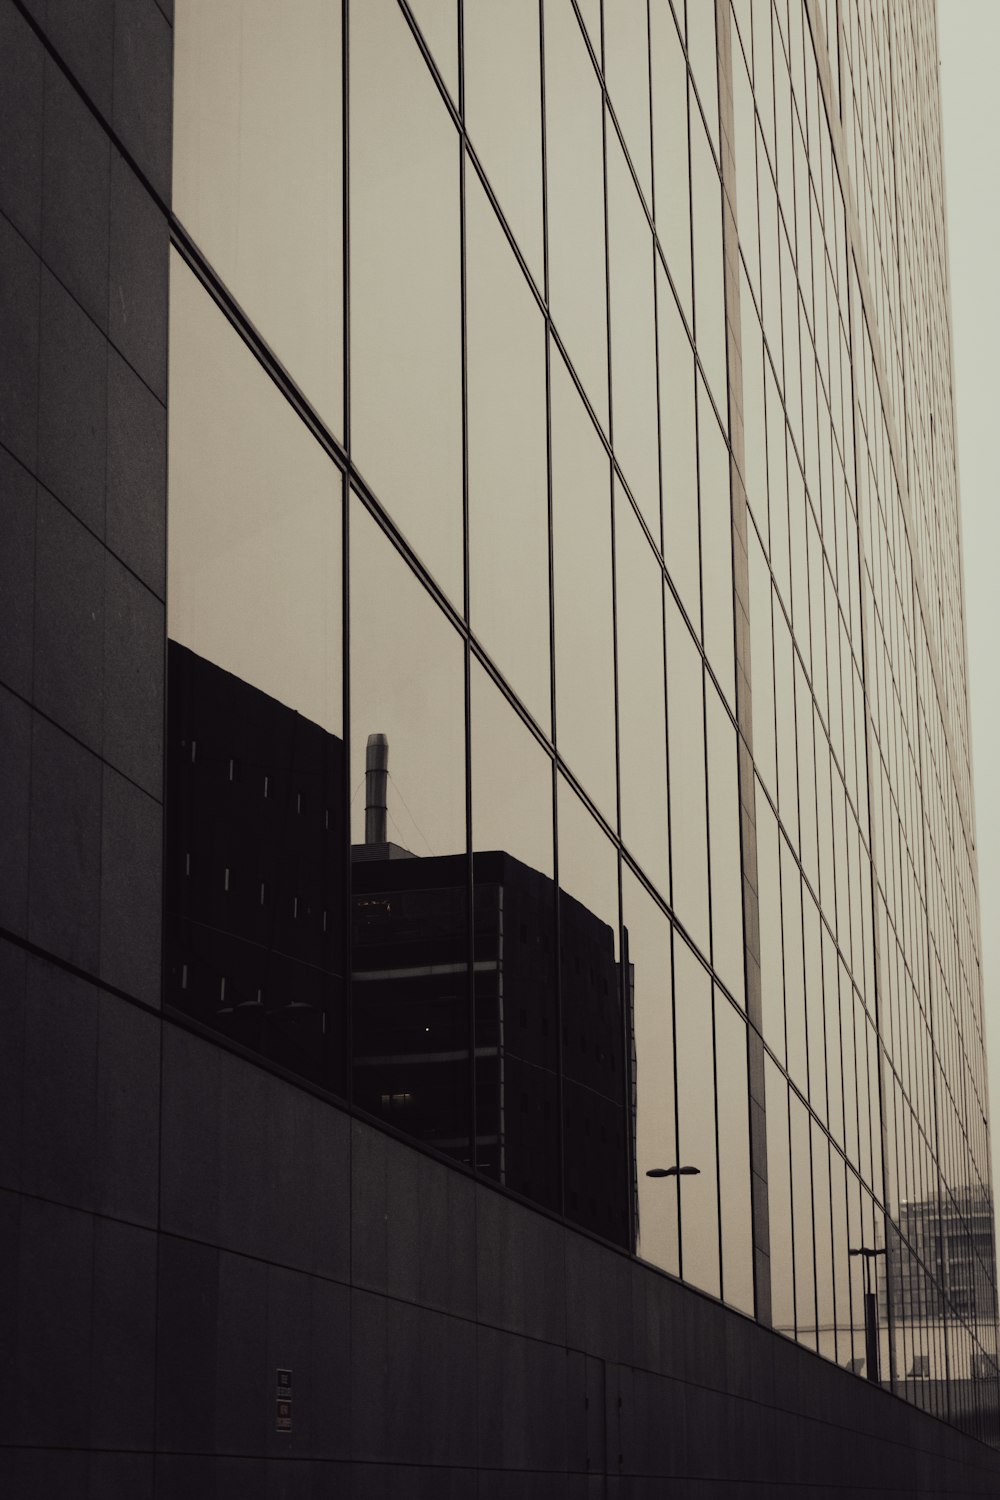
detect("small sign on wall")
[276,1368,292,1433]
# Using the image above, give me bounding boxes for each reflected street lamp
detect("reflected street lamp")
[645,1165,700,1178]
[849,1245,886,1384]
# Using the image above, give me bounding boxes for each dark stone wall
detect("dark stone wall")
[3,1,1000,1493]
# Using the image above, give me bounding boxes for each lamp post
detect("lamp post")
[849,1245,886,1383]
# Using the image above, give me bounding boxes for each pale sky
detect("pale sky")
[938,1,1000,1219]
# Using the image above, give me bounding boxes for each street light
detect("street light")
[645,1165,701,1178]
[849,1245,886,1384]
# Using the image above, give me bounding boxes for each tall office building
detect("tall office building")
[2,0,998,1490]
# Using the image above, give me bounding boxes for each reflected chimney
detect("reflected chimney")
[365,733,389,846]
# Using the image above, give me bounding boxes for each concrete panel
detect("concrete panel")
[41,56,110,330]
[0,2,43,248]
[28,712,102,970]
[476,1326,569,1471]
[0,684,31,937]
[351,1289,477,1469]
[38,266,108,535]
[90,1217,157,1449]
[475,1182,567,1345]
[12,1195,95,1448]
[0,445,36,699]
[43,0,116,120]
[20,953,98,1208]
[108,151,167,400]
[351,1118,477,1319]
[33,485,105,751]
[112,0,173,202]
[0,208,41,470]
[99,765,162,1003]
[106,343,166,597]
[103,558,164,796]
[160,1025,351,1279]
[96,989,161,1223]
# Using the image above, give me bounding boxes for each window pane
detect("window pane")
[351,0,463,598]
[557,777,629,1246]
[766,1058,795,1336]
[173,0,343,436]
[604,0,653,202]
[470,660,557,1205]
[544,0,609,426]
[659,269,700,625]
[691,115,727,411]
[650,1,691,318]
[406,0,458,98]
[790,1091,816,1348]
[349,496,469,1163]
[615,485,670,897]
[464,0,543,282]
[608,129,660,534]
[716,996,754,1314]
[675,937,720,1297]
[466,168,550,727]
[626,867,678,1276]
[168,253,342,735]
[665,590,710,955]
[551,350,616,821]
[707,681,745,1004]
[166,251,344,1088]
[699,379,735,707]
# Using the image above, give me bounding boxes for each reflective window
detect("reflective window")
[406,0,458,98]
[626,867,679,1276]
[790,1091,817,1348]
[766,1057,795,1336]
[698,379,735,707]
[168,254,342,735]
[716,996,754,1314]
[166,251,345,1087]
[604,0,653,203]
[649,0,692,318]
[464,0,544,283]
[685,0,719,151]
[551,350,617,821]
[608,130,660,534]
[706,682,745,1004]
[659,271,701,624]
[349,495,469,1162]
[756,784,785,1062]
[665,590,710,954]
[615,486,670,898]
[173,0,344,436]
[350,0,463,598]
[471,660,557,1204]
[466,168,551,728]
[557,776,629,1246]
[675,937,720,1297]
[544,0,609,426]
[690,112,727,411]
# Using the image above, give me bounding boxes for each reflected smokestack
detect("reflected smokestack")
[365,733,389,846]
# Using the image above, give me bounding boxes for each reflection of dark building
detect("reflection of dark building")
[352,848,631,1247]
[165,643,347,1092]
[166,643,632,1248]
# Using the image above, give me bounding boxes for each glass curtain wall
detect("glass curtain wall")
[165,0,997,1442]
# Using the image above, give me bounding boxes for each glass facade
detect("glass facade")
[166,0,998,1443]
